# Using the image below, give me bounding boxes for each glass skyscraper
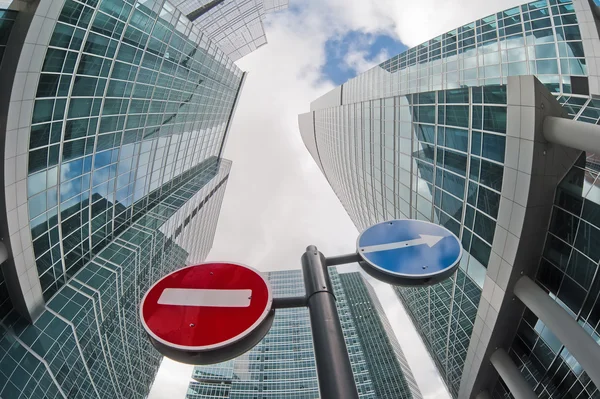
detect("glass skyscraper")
[173,0,289,61]
[186,269,422,399]
[0,0,261,396]
[338,272,422,399]
[299,0,600,398]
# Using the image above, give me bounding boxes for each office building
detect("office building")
[299,0,600,398]
[338,272,422,399]
[186,269,422,399]
[0,0,255,396]
[173,0,289,61]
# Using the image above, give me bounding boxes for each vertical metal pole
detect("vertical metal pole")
[301,245,360,399]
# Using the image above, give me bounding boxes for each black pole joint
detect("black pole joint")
[302,245,334,300]
[272,296,306,309]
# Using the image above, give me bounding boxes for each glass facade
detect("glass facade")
[0,159,231,399]
[332,269,389,398]
[300,0,600,397]
[339,273,421,399]
[186,269,422,399]
[312,84,505,397]
[341,0,586,104]
[492,153,600,398]
[28,0,243,301]
[395,270,482,397]
[172,0,289,61]
[0,0,246,395]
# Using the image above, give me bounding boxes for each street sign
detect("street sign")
[140,262,274,365]
[356,219,462,286]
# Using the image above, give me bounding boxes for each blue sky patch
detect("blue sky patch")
[321,31,407,85]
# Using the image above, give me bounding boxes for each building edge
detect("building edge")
[217,71,247,159]
[0,0,49,322]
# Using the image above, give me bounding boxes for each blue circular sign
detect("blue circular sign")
[356,219,462,286]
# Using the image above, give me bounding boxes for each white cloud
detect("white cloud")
[311,0,525,49]
[343,45,390,76]
[391,0,525,47]
[148,358,194,399]
[149,0,525,397]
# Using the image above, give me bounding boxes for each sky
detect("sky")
[148,0,523,398]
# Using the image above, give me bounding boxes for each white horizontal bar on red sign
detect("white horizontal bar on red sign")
[158,288,252,307]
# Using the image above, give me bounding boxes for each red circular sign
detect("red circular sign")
[140,262,272,350]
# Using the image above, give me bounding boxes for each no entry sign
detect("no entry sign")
[140,262,273,364]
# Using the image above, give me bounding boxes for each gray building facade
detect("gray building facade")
[186,269,422,399]
[299,0,600,398]
[0,0,251,396]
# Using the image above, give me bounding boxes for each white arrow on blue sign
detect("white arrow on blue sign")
[356,219,462,286]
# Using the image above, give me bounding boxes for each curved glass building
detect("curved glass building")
[299,0,600,398]
[0,0,285,397]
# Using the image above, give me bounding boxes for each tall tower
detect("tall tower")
[173,0,289,61]
[0,0,271,395]
[186,269,422,399]
[299,0,600,398]
[338,272,422,399]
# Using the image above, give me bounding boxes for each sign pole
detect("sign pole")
[141,220,461,398]
[301,245,360,399]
